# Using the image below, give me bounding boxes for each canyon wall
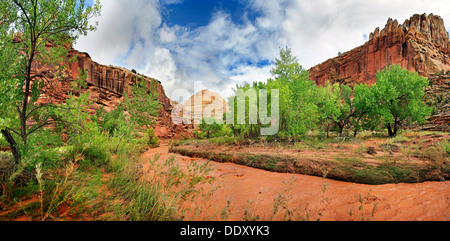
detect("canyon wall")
[65,49,189,138]
[309,13,450,131]
[309,13,450,87]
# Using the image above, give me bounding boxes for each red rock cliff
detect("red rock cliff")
[66,49,189,138]
[309,13,450,87]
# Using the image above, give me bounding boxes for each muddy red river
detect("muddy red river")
[141,145,449,221]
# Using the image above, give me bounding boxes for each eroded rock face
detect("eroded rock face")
[66,49,192,138]
[421,74,450,132]
[68,50,172,111]
[26,45,191,138]
[309,14,450,131]
[171,89,228,125]
[309,13,450,87]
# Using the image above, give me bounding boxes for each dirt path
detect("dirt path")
[141,144,450,221]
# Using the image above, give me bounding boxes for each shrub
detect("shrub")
[147,128,160,148]
[66,144,110,169]
[438,139,450,156]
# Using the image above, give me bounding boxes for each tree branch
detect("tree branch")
[5,127,21,137]
[26,120,55,137]
[12,0,32,28]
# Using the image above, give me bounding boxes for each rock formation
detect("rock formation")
[29,43,190,139]
[309,13,450,131]
[67,49,191,138]
[172,89,228,125]
[421,74,450,132]
[310,13,450,87]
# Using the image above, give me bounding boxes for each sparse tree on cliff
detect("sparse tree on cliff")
[0,0,101,163]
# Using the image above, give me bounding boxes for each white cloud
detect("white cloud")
[75,0,450,100]
[278,0,450,68]
[158,24,177,43]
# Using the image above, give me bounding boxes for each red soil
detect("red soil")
[141,144,450,221]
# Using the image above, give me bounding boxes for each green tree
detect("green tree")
[199,117,226,139]
[373,65,431,137]
[287,72,319,138]
[333,83,354,135]
[53,91,97,147]
[268,47,300,132]
[270,46,303,82]
[316,82,342,138]
[351,83,378,137]
[0,0,101,163]
[227,47,318,139]
[227,82,261,138]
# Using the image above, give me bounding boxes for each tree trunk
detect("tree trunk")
[1,129,21,164]
[353,114,364,138]
[393,120,399,137]
[387,124,395,137]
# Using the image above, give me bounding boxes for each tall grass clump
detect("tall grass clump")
[438,139,450,156]
[107,149,216,221]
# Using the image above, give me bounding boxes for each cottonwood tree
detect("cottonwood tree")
[0,0,101,163]
[333,83,354,135]
[268,47,299,133]
[373,65,431,137]
[351,83,378,137]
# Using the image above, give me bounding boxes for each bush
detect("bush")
[30,149,61,170]
[438,139,450,156]
[147,128,160,148]
[65,144,110,169]
[0,151,14,181]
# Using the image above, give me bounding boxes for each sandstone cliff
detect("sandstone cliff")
[172,89,228,125]
[29,44,189,139]
[310,13,450,87]
[66,49,189,138]
[309,13,450,131]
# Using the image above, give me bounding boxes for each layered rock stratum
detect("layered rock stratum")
[29,45,188,139]
[68,49,190,138]
[310,13,450,86]
[309,13,450,131]
[171,89,228,125]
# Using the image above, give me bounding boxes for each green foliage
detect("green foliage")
[92,105,127,136]
[316,82,342,137]
[124,78,161,130]
[0,0,101,163]
[198,117,232,139]
[226,47,317,138]
[146,128,160,148]
[0,135,8,149]
[287,76,319,137]
[203,48,434,142]
[438,139,450,156]
[54,92,99,146]
[373,65,431,137]
[351,83,379,137]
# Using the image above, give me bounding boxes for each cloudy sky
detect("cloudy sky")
[75,0,450,99]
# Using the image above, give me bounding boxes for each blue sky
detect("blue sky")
[162,0,257,28]
[75,0,450,100]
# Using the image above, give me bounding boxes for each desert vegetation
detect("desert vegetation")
[0,1,448,221]
[0,0,172,220]
[218,47,432,140]
[170,47,447,185]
